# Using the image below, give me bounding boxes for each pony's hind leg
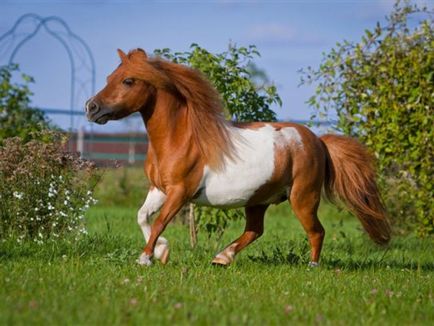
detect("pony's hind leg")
[212,205,268,266]
[137,187,170,265]
[289,182,325,267]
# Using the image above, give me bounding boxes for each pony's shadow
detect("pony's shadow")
[247,246,434,271]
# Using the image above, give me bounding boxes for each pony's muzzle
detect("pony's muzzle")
[86,98,100,116]
[85,98,111,124]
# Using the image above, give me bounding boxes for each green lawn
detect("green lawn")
[1,202,433,325]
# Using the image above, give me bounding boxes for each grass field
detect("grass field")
[1,197,433,325]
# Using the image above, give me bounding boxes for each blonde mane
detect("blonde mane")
[125,49,234,170]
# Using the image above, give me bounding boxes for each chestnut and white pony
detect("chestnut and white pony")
[86,49,390,267]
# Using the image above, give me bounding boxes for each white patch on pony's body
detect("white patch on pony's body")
[137,187,169,261]
[193,125,303,208]
[276,127,303,148]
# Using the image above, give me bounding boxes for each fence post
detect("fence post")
[189,203,197,248]
[128,139,135,164]
[77,127,84,158]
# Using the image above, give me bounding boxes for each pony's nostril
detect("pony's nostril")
[86,100,99,114]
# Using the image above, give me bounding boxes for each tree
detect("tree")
[154,44,282,241]
[0,64,50,143]
[300,1,433,235]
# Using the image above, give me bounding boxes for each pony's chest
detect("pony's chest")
[192,128,277,208]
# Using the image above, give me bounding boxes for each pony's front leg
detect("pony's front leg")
[139,186,187,266]
[212,205,268,266]
[137,187,170,265]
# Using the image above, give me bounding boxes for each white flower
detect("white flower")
[13,192,24,200]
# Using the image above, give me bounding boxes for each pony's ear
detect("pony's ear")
[135,48,148,58]
[117,49,128,63]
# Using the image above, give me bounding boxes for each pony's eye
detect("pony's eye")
[122,78,135,86]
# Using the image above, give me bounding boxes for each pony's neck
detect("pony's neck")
[140,89,190,155]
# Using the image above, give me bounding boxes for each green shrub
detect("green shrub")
[300,1,433,235]
[0,131,99,243]
[0,64,51,143]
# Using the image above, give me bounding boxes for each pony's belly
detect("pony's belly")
[192,182,259,208]
[192,184,288,208]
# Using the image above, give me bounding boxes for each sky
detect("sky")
[0,0,432,133]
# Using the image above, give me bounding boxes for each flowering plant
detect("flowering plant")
[0,131,99,243]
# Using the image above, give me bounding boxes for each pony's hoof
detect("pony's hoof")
[211,254,232,267]
[308,261,319,268]
[137,253,152,266]
[159,247,170,265]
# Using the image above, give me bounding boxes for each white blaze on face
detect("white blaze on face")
[193,125,303,208]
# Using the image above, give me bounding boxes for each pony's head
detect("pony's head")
[85,48,166,124]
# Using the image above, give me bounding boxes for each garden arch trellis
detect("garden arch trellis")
[0,13,96,132]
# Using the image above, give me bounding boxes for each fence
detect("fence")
[68,130,148,165]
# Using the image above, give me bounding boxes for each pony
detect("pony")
[85,48,391,267]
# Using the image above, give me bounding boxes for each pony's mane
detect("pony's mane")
[125,49,234,170]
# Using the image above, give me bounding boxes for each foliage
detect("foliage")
[154,44,282,238]
[299,1,434,235]
[0,131,99,243]
[0,64,51,143]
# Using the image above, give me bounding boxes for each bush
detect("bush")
[0,64,51,143]
[0,131,99,243]
[300,1,433,235]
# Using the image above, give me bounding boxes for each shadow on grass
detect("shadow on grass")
[247,240,434,271]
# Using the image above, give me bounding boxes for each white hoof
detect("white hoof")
[154,243,170,265]
[308,261,319,268]
[137,253,152,266]
[211,253,233,266]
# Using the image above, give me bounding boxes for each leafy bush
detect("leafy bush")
[0,64,51,143]
[300,1,433,235]
[0,131,99,243]
[154,44,282,238]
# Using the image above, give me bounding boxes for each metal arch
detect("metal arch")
[0,13,96,132]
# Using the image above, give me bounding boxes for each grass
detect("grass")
[1,200,433,325]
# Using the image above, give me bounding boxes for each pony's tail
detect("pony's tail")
[320,134,391,245]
